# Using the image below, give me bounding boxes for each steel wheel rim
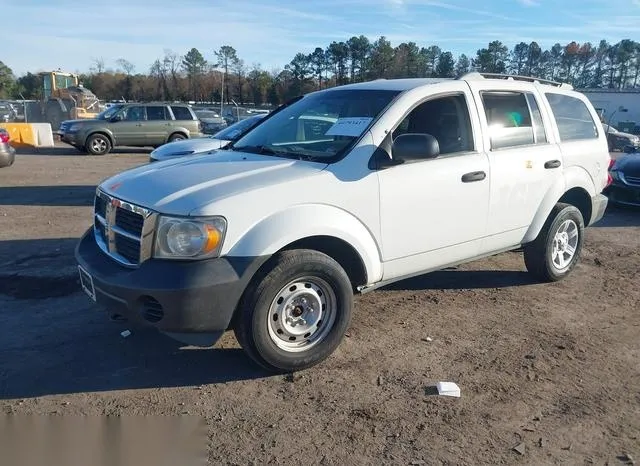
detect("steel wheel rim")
[92,138,107,153]
[267,276,337,353]
[551,219,579,271]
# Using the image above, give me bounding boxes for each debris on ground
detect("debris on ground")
[513,442,526,455]
[435,381,460,397]
[120,330,131,338]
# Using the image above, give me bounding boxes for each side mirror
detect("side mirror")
[392,133,440,162]
[110,114,123,122]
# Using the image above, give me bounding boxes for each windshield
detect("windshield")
[230,89,400,161]
[196,111,220,119]
[97,105,124,120]
[213,115,266,141]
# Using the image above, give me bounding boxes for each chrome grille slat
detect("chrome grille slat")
[93,190,156,267]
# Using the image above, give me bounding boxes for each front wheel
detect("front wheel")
[523,203,584,282]
[85,134,111,155]
[233,249,353,373]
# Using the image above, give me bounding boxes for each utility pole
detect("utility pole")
[220,71,224,115]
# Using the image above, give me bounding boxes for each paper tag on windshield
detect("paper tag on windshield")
[325,117,373,137]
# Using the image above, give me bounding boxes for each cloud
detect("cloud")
[518,0,540,6]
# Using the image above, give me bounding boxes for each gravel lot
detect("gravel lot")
[1,143,639,465]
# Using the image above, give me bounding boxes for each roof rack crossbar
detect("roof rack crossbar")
[459,72,573,90]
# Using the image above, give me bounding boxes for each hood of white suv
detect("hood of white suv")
[99,151,328,215]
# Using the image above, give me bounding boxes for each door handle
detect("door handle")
[461,171,486,183]
[544,159,561,169]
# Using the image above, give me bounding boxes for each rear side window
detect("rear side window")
[146,106,168,120]
[171,106,194,121]
[526,94,547,144]
[481,91,536,150]
[544,93,598,141]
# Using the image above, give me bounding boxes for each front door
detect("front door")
[377,84,491,281]
[112,105,147,146]
[465,81,564,251]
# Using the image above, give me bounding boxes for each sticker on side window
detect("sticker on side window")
[325,117,373,137]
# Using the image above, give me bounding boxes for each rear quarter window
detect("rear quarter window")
[544,93,598,141]
[171,106,195,121]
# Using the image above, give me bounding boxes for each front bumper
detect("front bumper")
[603,180,640,207]
[0,144,16,167]
[74,228,268,342]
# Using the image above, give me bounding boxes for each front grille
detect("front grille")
[624,175,640,186]
[93,191,156,267]
[115,209,144,236]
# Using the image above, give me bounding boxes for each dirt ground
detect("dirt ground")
[0,143,639,465]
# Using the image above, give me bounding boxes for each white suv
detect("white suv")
[75,73,610,373]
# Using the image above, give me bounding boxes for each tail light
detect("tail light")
[606,157,615,187]
[0,132,9,144]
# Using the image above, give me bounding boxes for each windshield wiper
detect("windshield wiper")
[231,144,280,156]
[231,144,325,162]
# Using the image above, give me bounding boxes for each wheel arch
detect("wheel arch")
[523,167,596,243]
[224,204,383,289]
[166,131,189,143]
[85,130,114,147]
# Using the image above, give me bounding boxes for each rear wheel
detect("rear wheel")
[523,203,584,282]
[233,249,353,373]
[85,133,111,155]
[169,133,187,142]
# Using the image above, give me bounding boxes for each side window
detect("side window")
[122,106,145,121]
[525,94,547,144]
[146,106,167,121]
[481,91,534,150]
[545,93,598,141]
[171,106,194,121]
[392,94,474,155]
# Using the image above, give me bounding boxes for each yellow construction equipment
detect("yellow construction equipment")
[27,70,102,130]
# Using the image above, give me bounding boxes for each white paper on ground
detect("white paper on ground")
[436,381,461,397]
[325,117,373,137]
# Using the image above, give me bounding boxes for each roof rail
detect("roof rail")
[459,72,573,90]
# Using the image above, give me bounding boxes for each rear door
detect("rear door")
[466,81,564,251]
[145,105,170,145]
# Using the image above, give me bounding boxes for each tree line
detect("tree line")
[1,37,639,105]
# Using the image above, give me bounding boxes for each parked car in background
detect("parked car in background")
[57,102,202,155]
[604,146,640,207]
[194,109,227,135]
[0,102,18,123]
[0,128,16,168]
[603,124,640,152]
[149,113,267,162]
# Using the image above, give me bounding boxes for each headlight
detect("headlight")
[154,216,226,259]
[610,169,621,181]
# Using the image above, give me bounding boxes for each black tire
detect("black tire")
[45,105,63,132]
[523,202,584,282]
[169,133,187,142]
[233,249,353,373]
[85,133,111,155]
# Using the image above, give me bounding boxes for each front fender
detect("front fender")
[226,204,383,283]
[522,166,596,243]
[83,127,115,145]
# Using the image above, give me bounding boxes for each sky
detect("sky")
[2,0,639,77]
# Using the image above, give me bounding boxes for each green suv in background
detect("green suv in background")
[57,102,202,155]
